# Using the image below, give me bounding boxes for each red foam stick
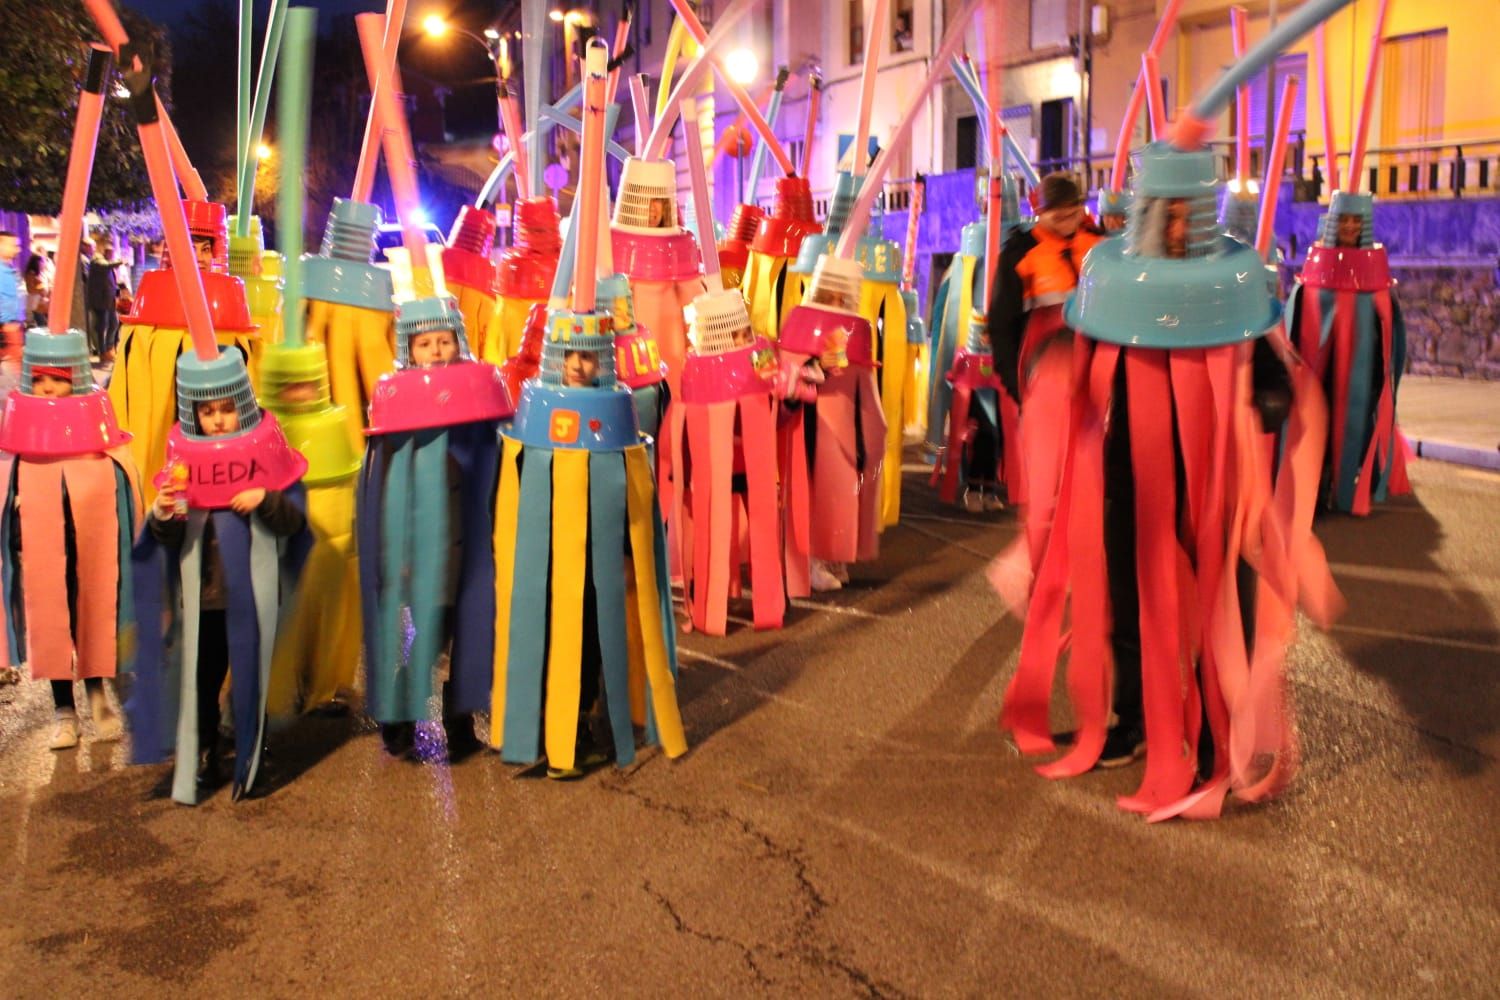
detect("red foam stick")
[800,77,821,178]
[1317,23,1341,193]
[352,0,407,204]
[851,0,890,177]
[1230,6,1250,185]
[1109,0,1185,190]
[48,46,112,335]
[1143,52,1168,139]
[664,0,796,176]
[901,178,923,291]
[1255,76,1300,260]
[356,11,427,262]
[499,83,531,201]
[607,8,632,102]
[1346,0,1391,188]
[571,42,609,314]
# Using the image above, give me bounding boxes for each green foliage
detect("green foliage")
[0,2,171,215]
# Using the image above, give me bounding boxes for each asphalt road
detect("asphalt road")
[2,457,1497,998]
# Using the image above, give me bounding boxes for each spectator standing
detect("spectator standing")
[0,231,24,363]
[85,238,120,359]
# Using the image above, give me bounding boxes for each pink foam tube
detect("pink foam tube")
[82,0,129,52]
[680,97,722,289]
[851,0,890,177]
[352,0,406,204]
[664,0,796,176]
[630,74,652,156]
[1347,0,1391,189]
[1109,0,1185,191]
[500,86,531,200]
[1256,75,1300,259]
[801,79,821,178]
[356,12,427,261]
[571,42,610,314]
[1143,52,1168,138]
[901,178,923,289]
[837,0,980,259]
[138,110,218,359]
[1317,24,1340,192]
[1231,6,1250,184]
[981,3,1004,299]
[645,0,757,160]
[48,46,111,335]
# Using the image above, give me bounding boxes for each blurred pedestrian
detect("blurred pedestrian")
[85,238,120,359]
[0,230,24,364]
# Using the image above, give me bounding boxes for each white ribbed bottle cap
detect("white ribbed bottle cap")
[690,288,753,356]
[804,253,864,317]
[613,157,679,233]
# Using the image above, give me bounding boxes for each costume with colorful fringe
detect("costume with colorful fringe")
[925,221,985,458]
[356,296,511,727]
[933,310,1009,504]
[125,351,311,805]
[742,176,821,341]
[1,333,142,685]
[997,143,1336,821]
[668,295,785,634]
[110,200,260,505]
[489,307,687,770]
[301,198,398,457]
[1285,192,1409,515]
[483,197,562,365]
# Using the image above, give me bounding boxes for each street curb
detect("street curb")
[1410,438,1500,471]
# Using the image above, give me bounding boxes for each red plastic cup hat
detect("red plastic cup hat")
[183,199,230,272]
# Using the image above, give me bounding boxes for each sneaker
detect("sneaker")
[90,684,123,742]
[546,763,585,780]
[810,560,843,592]
[983,491,1006,512]
[1096,725,1146,769]
[443,714,482,760]
[49,711,80,750]
[962,489,986,514]
[380,722,416,759]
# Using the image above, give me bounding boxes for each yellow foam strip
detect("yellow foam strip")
[489,436,525,748]
[623,445,687,758]
[451,283,497,359]
[862,279,907,528]
[544,448,591,769]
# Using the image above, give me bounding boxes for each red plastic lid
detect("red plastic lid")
[442,244,499,296]
[777,304,875,369]
[127,268,257,333]
[1300,244,1393,293]
[0,391,131,459]
[610,227,703,282]
[680,340,777,404]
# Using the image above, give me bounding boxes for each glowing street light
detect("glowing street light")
[256,142,274,161]
[549,9,565,21]
[725,47,759,86]
[422,13,449,38]
[483,27,501,40]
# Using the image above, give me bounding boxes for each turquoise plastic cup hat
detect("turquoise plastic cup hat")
[303,198,394,310]
[541,310,619,388]
[394,294,472,367]
[959,220,986,258]
[22,330,95,394]
[177,348,262,439]
[596,273,638,336]
[1319,190,1375,248]
[999,174,1022,228]
[1218,186,1260,245]
[1065,141,1280,350]
[1097,187,1132,223]
[791,173,862,276]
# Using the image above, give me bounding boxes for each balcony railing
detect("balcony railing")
[1308,138,1500,199]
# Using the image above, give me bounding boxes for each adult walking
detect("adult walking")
[85,237,121,360]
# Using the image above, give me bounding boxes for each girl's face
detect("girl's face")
[31,374,73,398]
[410,330,459,367]
[196,398,240,436]
[564,350,600,387]
[1336,213,1363,248]
[193,237,216,269]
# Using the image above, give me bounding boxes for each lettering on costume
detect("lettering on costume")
[549,409,581,444]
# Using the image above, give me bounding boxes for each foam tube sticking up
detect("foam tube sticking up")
[236,0,289,237]
[47,46,112,335]
[351,0,408,204]
[1346,0,1392,189]
[277,6,314,348]
[1109,0,1184,190]
[571,40,611,315]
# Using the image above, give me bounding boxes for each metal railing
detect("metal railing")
[1308,138,1500,199]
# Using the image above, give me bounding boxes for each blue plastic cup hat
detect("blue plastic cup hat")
[1319,190,1375,248]
[1064,141,1280,350]
[321,198,383,261]
[1218,185,1259,245]
[22,330,95,395]
[177,348,262,439]
[542,309,619,388]
[303,198,395,310]
[1097,187,1132,222]
[959,220,986,258]
[596,273,638,336]
[394,294,472,368]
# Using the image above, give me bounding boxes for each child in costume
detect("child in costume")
[357,293,512,760]
[1,332,141,749]
[128,349,310,803]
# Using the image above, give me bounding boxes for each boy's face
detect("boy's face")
[409,329,459,367]
[563,350,599,387]
[196,398,240,436]
[278,380,321,404]
[1163,198,1190,259]
[193,236,215,269]
[1039,201,1084,238]
[31,373,73,398]
[730,324,754,347]
[1336,213,1363,248]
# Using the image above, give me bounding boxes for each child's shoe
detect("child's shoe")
[810,559,842,592]
[962,488,986,514]
[983,490,1006,512]
[48,710,80,750]
[90,684,123,742]
[830,562,850,584]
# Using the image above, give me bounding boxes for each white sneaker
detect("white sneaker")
[810,560,843,592]
[49,711,80,750]
[91,687,123,743]
[962,489,985,514]
[983,491,1006,512]
[830,562,850,584]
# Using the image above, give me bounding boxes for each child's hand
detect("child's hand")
[152,486,178,520]
[230,488,266,514]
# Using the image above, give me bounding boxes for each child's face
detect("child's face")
[1163,198,1190,259]
[563,350,599,387]
[1336,213,1363,248]
[193,236,215,269]
[1102,212,1127,233]
[278,380,321,404]
[31,374,73,398]
[730,325,754,347]
[409,330,459,367]
[196,398,241,436]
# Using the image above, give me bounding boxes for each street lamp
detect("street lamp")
[726,48,759,87]
[421,13,448,38]
[256,142,273,161]
[423,15,510,167]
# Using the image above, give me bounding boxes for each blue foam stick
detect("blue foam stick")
[746,76,788,201]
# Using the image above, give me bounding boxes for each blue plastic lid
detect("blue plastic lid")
[958,221,986,258]
[1132,141,1220,198]
[302,199,393,311]
[542,308,619,387]
[22,330,95,393]
[508,379,642,452]
[855,234,902,283]
[596,273,638,335]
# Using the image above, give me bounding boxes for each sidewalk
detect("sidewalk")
[1398,375,1500,471]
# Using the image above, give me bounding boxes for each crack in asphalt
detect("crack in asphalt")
[605,780,908,998]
